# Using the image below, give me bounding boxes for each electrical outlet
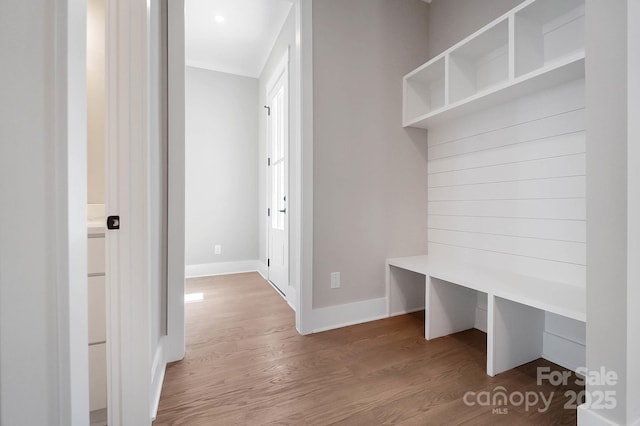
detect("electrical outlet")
[214,245,222,255]
[331,272,341,289]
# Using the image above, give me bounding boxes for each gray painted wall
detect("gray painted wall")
[312,0,430,309]
[428,0,524,59]
[185,67,259,266]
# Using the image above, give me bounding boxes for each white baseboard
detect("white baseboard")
[256,261,268,280]
[286,285,297,311]
[578,404,620,426]
[312,297,388,333]
[150,341,166,421]
[389,306,424,317]
[185,260,262,278]
[259,267,296,312]
[542,331,585,372]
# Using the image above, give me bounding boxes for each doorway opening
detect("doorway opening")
[182,0,296,308]
[98,0,312,420]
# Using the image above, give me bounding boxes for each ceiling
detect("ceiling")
[185,0,293,78]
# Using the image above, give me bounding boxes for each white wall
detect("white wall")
[627,2,640,424]
[583,0,632,424]
[311,0,430,309]
[0,0,89,424]
[185,67,259,270]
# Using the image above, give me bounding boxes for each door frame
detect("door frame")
[166,0,186,366]
[102,0,313,423]
[105,0,154,424]
[266,49,291,302]
[169,0,314,334]
[53,0,90,423]
[294,0,314,335]
[105,0,186,424]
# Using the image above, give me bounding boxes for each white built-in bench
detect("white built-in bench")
[386,255,586,377]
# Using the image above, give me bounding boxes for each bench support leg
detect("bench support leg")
[488,295,544,376]
[426,277,477,340]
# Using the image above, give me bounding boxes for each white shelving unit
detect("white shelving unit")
[403,0,585,128]
[404,57,445,121]
[515,0,585,77]
[449,19,509,103]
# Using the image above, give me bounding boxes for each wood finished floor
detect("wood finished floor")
[154,272,583,425]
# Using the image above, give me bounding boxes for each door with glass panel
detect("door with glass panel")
[266,58,289,295]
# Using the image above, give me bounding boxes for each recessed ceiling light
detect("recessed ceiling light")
[215,15,225,23]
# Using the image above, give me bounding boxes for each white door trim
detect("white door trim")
[262,0,314,327]
[53,0,90,423]
[105,0,153,424]
[105,1,185,423]
[266,49,290,98]
[293,0,314,335]
[165,0,186,365]
[266,48,291,301]
[627,0,640,423]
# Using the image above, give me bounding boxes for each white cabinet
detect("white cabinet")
[403,0,585,128]
[88,237,105,275]
[89,343,107,413]
[88,276,106,344]
[87,234,107,413]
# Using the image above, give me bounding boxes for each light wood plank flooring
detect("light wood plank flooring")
[154,272,583,425]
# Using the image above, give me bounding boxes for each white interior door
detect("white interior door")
[267,56,289,295]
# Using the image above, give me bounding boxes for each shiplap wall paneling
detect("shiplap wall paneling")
[427,108,585,160]
[428,79,585,145]
[427,79,585,288]
[426,78,586,370]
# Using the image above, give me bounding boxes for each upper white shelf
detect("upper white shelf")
[403,0,585,129]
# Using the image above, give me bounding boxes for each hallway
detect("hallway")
[154,273,581,425]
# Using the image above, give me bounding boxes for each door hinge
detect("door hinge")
[267,208,271,217]
[267,157,271,166]
[267,258,270,267]
[264,105,271,116]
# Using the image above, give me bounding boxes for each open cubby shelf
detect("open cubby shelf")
[403,0,585,129]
